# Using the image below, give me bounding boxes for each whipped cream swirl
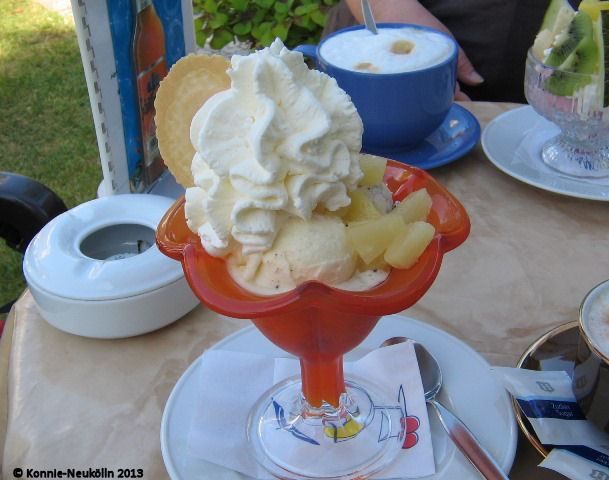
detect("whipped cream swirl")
[185,39,363,256]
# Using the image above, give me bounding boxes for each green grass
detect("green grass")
[0,0,101,309]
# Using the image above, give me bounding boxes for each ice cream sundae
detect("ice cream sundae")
[157,39,436,295]
[154,38,469,480]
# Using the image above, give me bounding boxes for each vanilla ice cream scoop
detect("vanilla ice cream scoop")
[228,215,359,295]
[186,39,364,257]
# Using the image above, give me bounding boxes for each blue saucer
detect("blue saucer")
[362,104,481,170]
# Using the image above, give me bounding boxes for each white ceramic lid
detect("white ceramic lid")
[24,194,186,301]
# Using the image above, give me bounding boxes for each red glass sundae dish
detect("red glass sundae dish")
[155,40,469,480]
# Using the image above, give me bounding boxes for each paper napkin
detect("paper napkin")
[188,341,434,479]
[494,367,609,480]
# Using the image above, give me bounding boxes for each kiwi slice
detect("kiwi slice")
[562,36,598,73]
[546,36,599,96]
[546,11,595,67]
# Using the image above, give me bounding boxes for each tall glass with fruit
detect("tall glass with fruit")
[526,0,609,177]
[154,42,469,480]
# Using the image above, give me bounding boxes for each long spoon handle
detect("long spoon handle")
[430,399,509,480]
[360,0,378,34]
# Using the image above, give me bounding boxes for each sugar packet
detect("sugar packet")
[493,367,609,480]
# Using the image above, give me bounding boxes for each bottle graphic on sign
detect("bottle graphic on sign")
[132,0,168,190]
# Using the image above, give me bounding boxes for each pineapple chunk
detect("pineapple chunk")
[384,221,435,269]
[357,253,389,272]
[347,214,407,264]
[359,154,387,186]
[343,189,382,222]
[390,188,432,224]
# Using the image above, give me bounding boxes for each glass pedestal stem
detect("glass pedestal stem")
[541,132,609,178]
[248,377,405,480]
[300,356,344,408]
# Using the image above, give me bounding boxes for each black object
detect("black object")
[0,172,67,313]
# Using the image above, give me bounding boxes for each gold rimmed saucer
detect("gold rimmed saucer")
[513,321,580,457]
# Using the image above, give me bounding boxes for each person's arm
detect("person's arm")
[344,0,483,99]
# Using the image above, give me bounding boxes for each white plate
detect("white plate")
[160,315,518,479]
[481,105,609,201]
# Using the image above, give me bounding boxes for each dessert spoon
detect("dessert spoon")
[361,0,378,34]
[380,336,509,480]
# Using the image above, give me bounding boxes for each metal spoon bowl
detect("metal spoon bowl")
[380,336,509,480]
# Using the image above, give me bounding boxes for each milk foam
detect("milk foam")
[320,27,455,74]
[584,288,609,358]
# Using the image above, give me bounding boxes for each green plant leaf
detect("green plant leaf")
[274,2,289,13]
[254,0,275,8]
[252,22,273,39]
[294,4,318,15]
[195,29,208,47]
[294,15,315,30]
[259,21,273,33]
[233,21,252,35]
[253,9,266,24]
[310,10,326,26]
[210,12,229,28]
[210,28,234,49]
[194,16,213,47]
[274,10,289,22]
[260,30,276,46]
[228,0,249,11]
[272,23,289,41]
[203,0,218,14]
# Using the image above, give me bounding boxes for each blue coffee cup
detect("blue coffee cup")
[295,24,458,154]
